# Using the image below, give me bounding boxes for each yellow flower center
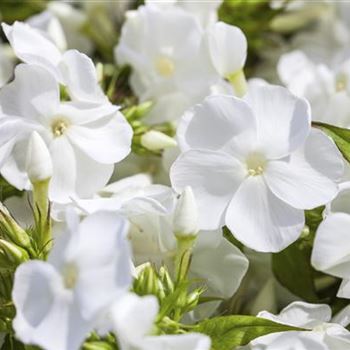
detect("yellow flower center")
[51,118,70,137]
[246,152,267,177]
[155,56,175,77]
[336,74,348,92]
[63,263,78,289]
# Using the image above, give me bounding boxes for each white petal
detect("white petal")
[143,333,211,350]
[177,94,256,153]
[1,138,31,190]
[246,332,327,350]
[0,64,59,120]
[49,137,77,203]
[244,84,311,159]
[312,213,350,279]
[338,279,350,299]
[12,261,91,350]
[74,146,113,198]
[333,304,350,327]
[170,150,245,230]
[75,212,132,319]
[259,301,331,328]
[67,112,132,164]
[2,22,62,81]
[191,233,248,298]
[60,50,107,104]
[226,176,304,252]
[112,293,159,346]
[265,129,343,210]
[208,22,247,76]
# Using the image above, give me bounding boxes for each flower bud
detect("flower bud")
[0,239,29,266]
[141,130,177,151]
[0,202,31,249]
[208,22,247,78]
[26,131,53,184]
[173,187,199,238]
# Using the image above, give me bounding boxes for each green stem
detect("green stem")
[174,237,195,284]
[32,179,51,254]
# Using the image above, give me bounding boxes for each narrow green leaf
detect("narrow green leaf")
[197,315,303,350]
[312,122,350,163]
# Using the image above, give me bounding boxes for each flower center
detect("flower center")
[155,56,175,77]
[246,152,267,176]
[62,263,78,289]
[336,74,348,92]
[51,117,70,137]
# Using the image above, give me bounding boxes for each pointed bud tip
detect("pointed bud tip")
[26,131,53,183]
[174,186,199,238]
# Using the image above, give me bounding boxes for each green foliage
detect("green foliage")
[0,177,23,203]
[0,1,47,24]
[197,315,304,350]
[1,334,25,350]
[313,122,350,163]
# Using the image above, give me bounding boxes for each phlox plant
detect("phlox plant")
[0,1,350,350]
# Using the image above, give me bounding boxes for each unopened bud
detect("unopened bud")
[174,187,199,238]
[0,239,29,265]
[26,131,53,183]
[0,202,31,249]
[141,130,177,151]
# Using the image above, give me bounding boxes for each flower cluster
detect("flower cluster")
[0,1,350,350]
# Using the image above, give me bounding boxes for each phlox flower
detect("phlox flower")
[2,21,104,104]
[0,64,132,203]
[115,3,227,123]
[241,301,350,350]
[170,84,344,252]
[12,210,132,350]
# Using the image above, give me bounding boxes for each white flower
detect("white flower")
[171,84,344,252]
[26,131,53,183]
[311,212,350,298]
[0,64,132,203]
[208,21,247,78]
[242,301,350,350]
[2,21,105,104]
[115,4,220,123]
[278,50,350,127]
[109,292,211,350]
[12,210,132,350]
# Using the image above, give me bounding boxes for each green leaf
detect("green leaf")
[272,239,319,302]
[312,122,350,163]
[197,315,303,350]
[272,206,336,302]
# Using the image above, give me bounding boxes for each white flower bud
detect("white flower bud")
[174,186,199,238]
[141,130,177,151]
[26,131,53,183]
[208,22,247,78]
